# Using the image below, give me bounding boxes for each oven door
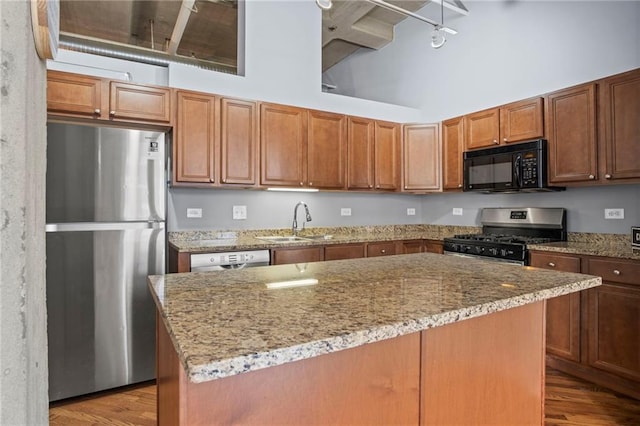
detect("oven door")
[463,151,518,192]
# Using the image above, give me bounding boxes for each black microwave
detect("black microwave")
[463,139,564,193]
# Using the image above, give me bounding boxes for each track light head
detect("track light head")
[315,0,333,10]
[431,28,446,49]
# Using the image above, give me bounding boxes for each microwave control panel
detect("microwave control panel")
[520,152,539,186]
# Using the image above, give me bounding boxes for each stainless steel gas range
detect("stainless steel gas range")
[443,207,566,265]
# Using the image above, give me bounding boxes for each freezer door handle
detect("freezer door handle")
[45,221,165,232]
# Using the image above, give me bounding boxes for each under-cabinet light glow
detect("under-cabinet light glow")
[266,187,319,193]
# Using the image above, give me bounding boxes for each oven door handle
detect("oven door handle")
[514,154,523,189]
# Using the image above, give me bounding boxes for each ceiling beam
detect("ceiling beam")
[167,0,196,56]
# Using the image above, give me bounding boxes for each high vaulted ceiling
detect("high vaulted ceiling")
[59,0,461,74]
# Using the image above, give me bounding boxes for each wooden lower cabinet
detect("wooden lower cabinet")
[531,250,640,400]
[157,302,545,425]
[367,241,398,257]
[324,243,365,261]
[424,240,443,254]
[402,240,424,254]
[530,252,581,362]
[271,247,323,265]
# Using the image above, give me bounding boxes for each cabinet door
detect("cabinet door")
[500,97,544,144]
[529,251,581,362]
[260,103,307,187]
[424,240,443,254]
[367,242,397,257]
[586,283,640,382]
[271,247,323,265]
[174,91,216,183]
[546,83,598,183]
[324,244,365,261]
[109,81,171,123]
[465,107,500,150]
[401,240,424,254]
[600,68,640,181]
[347,117,375,190]
[307,110,347,189]
[402,124,441,192]
[442,116,464,191]
[47,70,103,118]
[220,98,258,185]
[374,121,400,190]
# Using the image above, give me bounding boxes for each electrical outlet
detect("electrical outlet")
[407,208,416,216]
[232,205,247,220]
[341,208,352,216]
[452,208,463,216]
[186,208,202,218]
[604,208,624,219]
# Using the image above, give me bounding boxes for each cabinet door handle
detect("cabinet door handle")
[381,249,386,254]
[548,262,556,267]
[605,174,612,179]
[222,178,226,183]
[94,108,101,115]
[613,269,621,275]
[503,138,508,142]
[588,174,595,179]
[458,184,462,188]
[300,182,303,186]
[369,184,373,188]
[493,139,498,144]
[309,182,313,186]
[109,110,116,116]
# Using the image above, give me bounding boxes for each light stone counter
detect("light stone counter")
[148,252,600,384]
[529,232,640,260]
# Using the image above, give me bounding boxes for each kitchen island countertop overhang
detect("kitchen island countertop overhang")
[148,252,601,384]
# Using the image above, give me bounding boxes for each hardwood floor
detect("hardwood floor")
[50,369,640,425]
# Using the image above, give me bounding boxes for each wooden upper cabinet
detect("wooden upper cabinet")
[500,97,544,144]
[260,103,307,187]
[442,116,464,191]
[599,68,640,182]
[47,70,102,117]
[546,83,598,184]
[465,97,543,150]
[465,107,500,150]
[174,91,217,184]
[529,251,582,363]
[109,81,171,123]
[402,124,440,192]
[47,70,171,125]
[220,98,258,185]
[374,121,400,190]
[347,117,375,190]
[307,110,347,189]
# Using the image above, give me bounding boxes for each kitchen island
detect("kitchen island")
[148,253,601,425]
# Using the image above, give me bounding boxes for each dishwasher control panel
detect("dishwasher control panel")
[191,250,271,270]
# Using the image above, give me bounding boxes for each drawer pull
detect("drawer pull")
[548,262,556,267]
[605,174,612,179]
[613,269,621,275]
[381,249,386,254]
[588,174,595,179]
[94,108,101,115]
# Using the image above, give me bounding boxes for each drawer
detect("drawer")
[529,251,581,273]
[586,257,640,286]
[367,242,397,257]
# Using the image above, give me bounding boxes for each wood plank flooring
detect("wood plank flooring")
[50,368,640,425]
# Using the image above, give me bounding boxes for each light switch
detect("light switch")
[187,208,202,218]
[341,208,352,216]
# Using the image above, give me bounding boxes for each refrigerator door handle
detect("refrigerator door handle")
[46,221,165,232]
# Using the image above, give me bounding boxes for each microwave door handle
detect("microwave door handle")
[514,154,522,188]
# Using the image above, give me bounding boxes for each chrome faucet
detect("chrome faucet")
[292,201,312,236]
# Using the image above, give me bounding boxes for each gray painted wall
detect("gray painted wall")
[168,184,640,235]
[0,0,48,424]
[323,0,640,122]
[169,188,424,230]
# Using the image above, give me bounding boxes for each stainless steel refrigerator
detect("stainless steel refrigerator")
[46,123,166,401]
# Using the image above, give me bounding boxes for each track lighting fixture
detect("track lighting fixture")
[431,27,446,49]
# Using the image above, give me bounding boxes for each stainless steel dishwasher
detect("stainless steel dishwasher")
[190,250,271,271]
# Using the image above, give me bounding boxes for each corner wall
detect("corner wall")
[0,1,48,424]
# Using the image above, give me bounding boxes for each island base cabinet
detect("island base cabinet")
[157,302,546,425]
[421,301,545,425]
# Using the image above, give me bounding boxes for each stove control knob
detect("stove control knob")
[475,246,483,254]
[500,249,507,257]
[489,248,498,256]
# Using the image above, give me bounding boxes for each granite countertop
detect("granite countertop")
[148,253,600,384]
[168,225,480,253]
[529,233,640,261]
